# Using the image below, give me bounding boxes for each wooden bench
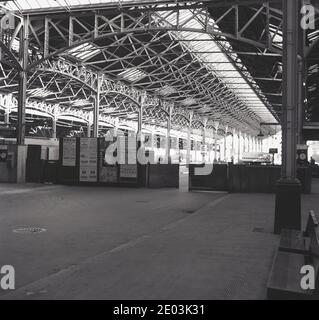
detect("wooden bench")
[267,213,319,300]
[305,210,319,237]
[278,211,318,255]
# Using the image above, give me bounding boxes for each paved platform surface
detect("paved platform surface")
[0,180,318,300]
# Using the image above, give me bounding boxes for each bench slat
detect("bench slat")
[267,251,315,299]
[279,229,310,254]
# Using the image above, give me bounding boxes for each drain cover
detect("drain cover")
[252,227,264,233]
[183,209,195,214]
[13,227,47,234]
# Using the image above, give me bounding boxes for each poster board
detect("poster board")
[79,167,98,182]
[79,138,98,182]
[62,138,76,166]
[120,164,137,179]
[79,138,98,167]
[100,166,118,183]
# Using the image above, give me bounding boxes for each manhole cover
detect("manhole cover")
[252,227,264,233]
[13,227,47,234]
[183,209,195,214]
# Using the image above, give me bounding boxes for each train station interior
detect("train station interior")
[0,0,318,300]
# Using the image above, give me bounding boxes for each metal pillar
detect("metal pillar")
[231,129,235,162]
[274,0,301,234]
[4,111,10,125]
[238,131,241,163]
[214,122,219,162]
[297,10,305,145]
[93,73,101,138]
[138,95,144,135]
[224,126,228,162]
[87,123,91,137]
[243,133,246,153]
[17,15,29,146]
[16,16,29,183]
[186,112,193,165]
[223,134,227,162]
[166,104,172,164]
[202,118,208,164]
[52,117,57,139]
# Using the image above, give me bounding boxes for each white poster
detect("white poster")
[120,164,137,178]
[79,138,98,182]
[62,138,76,166]
[79,167,98,182]
[80,138,98,167]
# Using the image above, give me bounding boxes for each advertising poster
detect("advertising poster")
[79,166,98,182]
[120,164,137,178]
[79,138,98,182]
[80,138,98,167]
[62,138,76,166]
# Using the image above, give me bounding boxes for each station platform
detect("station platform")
[0,180,318,300]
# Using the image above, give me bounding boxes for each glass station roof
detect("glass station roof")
[0,0,280,134]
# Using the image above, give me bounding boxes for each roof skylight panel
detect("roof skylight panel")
[118,68,147,83]
[68,43,101,61]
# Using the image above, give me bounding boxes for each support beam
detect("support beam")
[274,0,301,234]
[16,15,29,184]
[166,104,172,164]
[93,73,101,137]
[231,128,235,162]
[17,15,29,146]
[87,123,91,137]
[4,111,10,124]
[52,117,57,139]
[202,118,208,164]
[224,125,228,162]
[237,131,241,162]
[138,93,145,135]
[187,112,193,165]
[214,122,219,162]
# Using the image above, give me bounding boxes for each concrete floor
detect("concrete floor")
[0,180,318,300]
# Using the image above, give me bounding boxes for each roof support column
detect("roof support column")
[231,128,235,163]
[17,15,29,146]
[202,118,208,164]
[214,122,219,163]
[93,73,101,138]
[237,131,241,163]
[186,112,193,166]
[87,123,91,137]
[243,133,247,153]
[275,0,301,234]
[4,110,10,125]
[52,105,58,139]
[52,117,57,139]
[166,104,172,164]
[138,93,145,135]
[224,125,228,162]
[16,15,29,183]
